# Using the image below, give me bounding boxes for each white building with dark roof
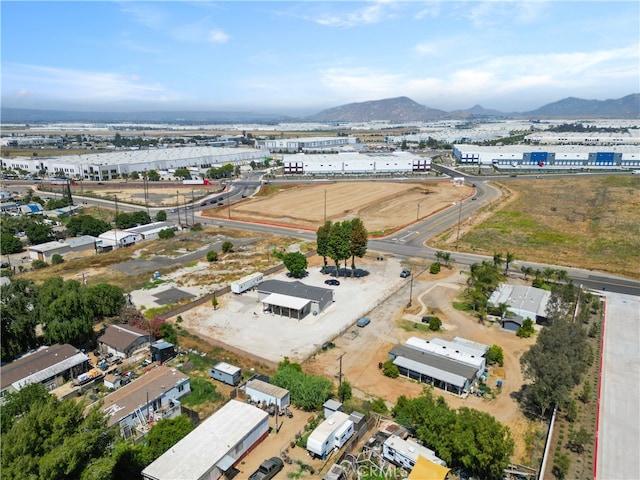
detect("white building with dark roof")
[142,400,269,480]
[98,324,154,358]
[257,279,334,319]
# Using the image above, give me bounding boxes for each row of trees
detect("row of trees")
[392,389,514,479]
[271,358,333,411]
[316,218,368,277]
[1,277,125,362]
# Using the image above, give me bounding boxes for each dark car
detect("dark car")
[471,196,477,201]
[248,457,284,480]
[324,279,340,286]
[421,316,434,323]
[200,202,207,206]
[209,199,217,204]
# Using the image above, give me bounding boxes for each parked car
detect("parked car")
[357,317,371,328]
[324,279,340,286]
[400,269,411,278]
[421,316,434,323]
[471,196,477,201]
[248,457,284,480]
[200,202,207,206]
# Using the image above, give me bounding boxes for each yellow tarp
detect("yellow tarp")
[407,455,450,480]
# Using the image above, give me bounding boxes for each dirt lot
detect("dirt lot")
[213,181,474,233]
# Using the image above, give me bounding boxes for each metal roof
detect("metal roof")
[99,324,151,351]
[142,400,268,480]
[261,292,310,310]
[258,279,333,303]
[245,379,289,400]
[213,362,241,376]
[488,284,551,318]
[405,337,485,368]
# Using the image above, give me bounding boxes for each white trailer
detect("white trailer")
[382,436,447,470]
[231,272,264,294]
[333,419,354,449]
[182,179,212,185]
[209,362,242,386]
[307,412,352,459]
[245,379,290,409]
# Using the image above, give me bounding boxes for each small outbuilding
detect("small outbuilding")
[245,379,290,409]
[98,324,153,359]
[209,362,242,386]
[257,279,334,320]
[150,341,176,364]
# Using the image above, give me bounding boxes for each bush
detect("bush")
[158,228,175,239]
[371,397,388,414]
[382,360,399,378]
[428,316,442,331]
[485,345,504,366]
[206,250,218,262]
[429,262,441,274]
[516,318,535,338]
[221,241,233,253]
[32,259,48,270]
[51,254,64,265]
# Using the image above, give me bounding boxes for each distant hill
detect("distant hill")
[1,94,637,124]
[0,108,292,124]
[305,96,449,122]
[523,94,639,118]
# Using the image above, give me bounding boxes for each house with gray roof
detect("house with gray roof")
[0,344,89,398]
[488,284,551,326]
[257,279,334,320]
[98,324,154,358]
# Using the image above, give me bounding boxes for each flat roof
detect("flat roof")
[259,279,333,303]
[405,337,485,368]
[488,284,551,318]
[213,362,241,375]
[261,292,310,310]
[384,436,446,466]
[309,411,351,443]
[142,400,268,480]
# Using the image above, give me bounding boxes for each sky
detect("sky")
[1,1,639,115]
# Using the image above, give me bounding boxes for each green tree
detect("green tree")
[0,232,22,254]
[158,228,175,239]
[579,380,592,403]
[221,241,234,253]
[430,262,441,274]
[504,251,515,274]
[327,221,351,278]
[0,383,50,434]
[485,345,504,366]
[316,221,332,273]
[146,170,160,181]
[552,453,570,479]
[382,359,399,378]
[134,415,194,466]
[25,221,53,245]
[155,210,167,222]
[271,358,333,411]
[428,316,442,331]
[282,251,308,278]
[206,250,218,262]
[66,215,111,236]
[564,398,578,422]
[349,218,368,275]
[516,318,535,338]
[85,283,126,318]
[173,168,191,179]
[520,265,534,281]
[567,426,592,454]
[338,379,352,402]
[32,259,49,269]
[370,397,388,414]
[160,322,177,345]
[51,253,64,265]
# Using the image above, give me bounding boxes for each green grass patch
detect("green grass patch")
[180,377,222,407]
[397,319,431,333]
[183,351,217,373]
[453,301,472,312]
[143,278,167,290]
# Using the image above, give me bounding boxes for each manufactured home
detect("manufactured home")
[231,272,263,294]
[382,436,447,471]
[245,379,290,409]
[307,411,354,459]
[209,362,242,386]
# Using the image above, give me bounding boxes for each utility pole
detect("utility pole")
[191,189,195,225]
[114,195,118,216]
[407,273,414,308]
[176,190,181,225]
[324,189,327,223]
[338,354,344,402]
[455,199,463,251]
[416,203,421,221]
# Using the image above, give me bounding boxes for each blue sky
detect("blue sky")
[2,1,638,115]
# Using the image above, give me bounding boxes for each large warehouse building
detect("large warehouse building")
[1,146,267,181]
[142,400,269,480]
[452,144,640,171]
[261,136,358,152]
[283,151,431,175]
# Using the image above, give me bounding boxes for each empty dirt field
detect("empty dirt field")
[218,181,474,233]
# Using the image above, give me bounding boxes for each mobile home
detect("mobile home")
[209,362,242,386]
[307,411,354,459]
[231,272,264,294]
[382,436,447,470]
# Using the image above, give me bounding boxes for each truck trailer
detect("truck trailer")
[209,361,242,386]
[231,272,264,294]
[182,179,212,185]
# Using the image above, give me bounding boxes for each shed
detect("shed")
[150,341,176,364]
[98,324,153,358]
[209,362,242,386]
[323,399,343,418]
[104,374,121,390]
[245,379,290,409]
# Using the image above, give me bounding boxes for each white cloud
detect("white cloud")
[208,29,230,44]
[314,2,393,28]
[119,3,168,29]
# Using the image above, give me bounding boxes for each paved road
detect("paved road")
[596,291,640,479]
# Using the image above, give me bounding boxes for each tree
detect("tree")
[66,215,111,236]
[25,221,53,245]
[567,427,592,454]
[160,322,177,345]
[428,316,442,331]
[327,221,351,278]
[173,168,191,179]
[51,253,64,265]
[221,241,234,253]
[32,259,49,269]
[155,210,167,222]
[430,262,441,274]
[158,228,175,239]
[271,358,332,411]
[485,345,504,366]
[492,252,504,268]
[553,453,571,479]
[85,283,126,318]
[516,318,535,338]
[146,170,160,181]
[206,250,218,262]
[504,252,515,274]
[282,252,308,278]
[382,359,399,378]
[1,280,39,362]
[338,379,352,402]
[370,397,388,414]
[0,232,22,254]
[316,221,332,273]
[520,265,534,281]
[579,380,592,403]
[349,218,368,275]
[134,415,194,466]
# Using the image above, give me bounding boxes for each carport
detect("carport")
[261,293,310,320]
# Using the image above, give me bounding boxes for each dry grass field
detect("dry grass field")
[432,176,640,279]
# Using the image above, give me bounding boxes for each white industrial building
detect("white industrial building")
[142,400,269,480]
[283,151,431,175]
[452,144,640,171]
[525,131,640,146]
[0,146,267,181]
[261,136,357,152]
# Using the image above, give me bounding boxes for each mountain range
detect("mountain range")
[1,94,638,124]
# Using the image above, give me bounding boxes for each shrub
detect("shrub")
[429,262,441,274]
[32,259,48,270]
[516,318,535,338]
[382,360,399,378]
[371,397,388,414]
[485,345,504,366]
[221,241,233,253]
[206,250,218,262]
[51,254,64,265]
[428,316,442,331]
[158,228,175,239]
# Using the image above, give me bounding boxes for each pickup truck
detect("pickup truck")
[248,457,284,480]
